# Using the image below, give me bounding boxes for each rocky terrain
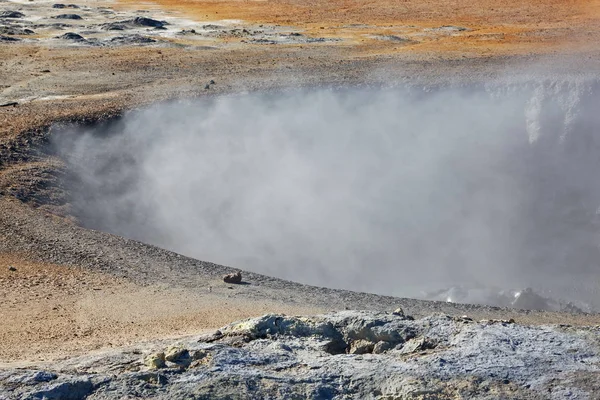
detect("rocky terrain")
[2,0,600,398]
[2,310,599,399]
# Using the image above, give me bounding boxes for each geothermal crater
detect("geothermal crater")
[51,82,600,311]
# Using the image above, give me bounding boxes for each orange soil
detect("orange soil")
[117,0,600,56]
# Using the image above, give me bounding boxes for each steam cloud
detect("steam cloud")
[54,84,600,308]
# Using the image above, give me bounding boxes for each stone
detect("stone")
[109,35,156,44]
[223,271,242,284]
[0,36,20,42]
[128,17,165,28]
[0,11,25,18]
[397,337,436,354]
[57,32,84,40]
[52,14,82,20]
[392,307,404,317]
[32,371,58,382]
[28,379,93,400]
[372,341,393,354]
[349,339,374,354]
[164,345,188,362]
[8,266,16,271]
[191,349,210,360]
[144,352,166,369]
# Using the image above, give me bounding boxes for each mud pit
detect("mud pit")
[50,81,600,312]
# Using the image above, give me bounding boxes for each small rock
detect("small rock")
[398,337,436,354]
[32,371,58,382]
[102,22,126,31]
[8,266,16,271]
[129,16,165,28]
[144,352,166,369]
[349,339,374,354]
[52,3,66,8]
[0,11,25,18]
[29,379,93,400]
[372,341,393,354]
[57,32,84,40]
[164,345,188,362]
[392,307,405,317]
[53,14,82,20]
[0,26,35,35]
[110,35,156,44]
[480,318,516,325]
[137,372,168,385]
[191,349,210,360]
[223,271,242,284]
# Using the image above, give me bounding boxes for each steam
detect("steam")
[54,84,600,307]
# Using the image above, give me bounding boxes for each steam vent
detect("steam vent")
[2,0,600,397]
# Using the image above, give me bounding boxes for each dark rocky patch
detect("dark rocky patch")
[52,14,82,20]
[0,26,35,35]
[0,35,19,41]
[57,32,84,40]
[101,22,126,31]
[0,11,25,18]
[109,34,156,45]
[127,16,166,28]
[52,4,66,8]
[202,24,223,30]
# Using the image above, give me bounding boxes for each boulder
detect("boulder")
[57,32,84,40]
[28,379,92,400]
[0,11,25,18]
[144,352,166,369]
[223,271,242,284]
[128,17,165,28]
[348,339,374,354]
[164,345,188,362]
[52,14,82,20]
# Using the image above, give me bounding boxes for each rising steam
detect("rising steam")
[53,83,600,309]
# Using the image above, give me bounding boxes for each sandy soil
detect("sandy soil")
[0,253,322,363]
[2,0,600,365]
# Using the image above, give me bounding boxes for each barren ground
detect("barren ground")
[2,0,600,365]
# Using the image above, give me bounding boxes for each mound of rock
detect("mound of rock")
[57,32,84,41]
[1,310,599,399]
[0,35,19,42]
[109,34,156,45]
[127,16,166,28]
[52,13,82,20]
[0,26,34,35]
[0,11,24,18]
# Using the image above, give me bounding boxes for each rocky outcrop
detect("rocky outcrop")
[1,310,599,399]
